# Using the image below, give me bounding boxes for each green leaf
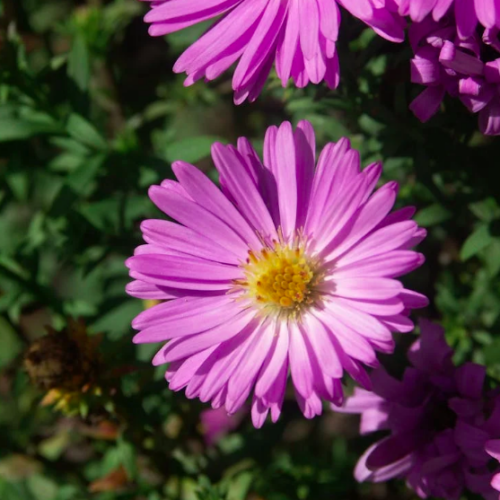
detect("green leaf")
[27,475,59,500]
[5,171,29,201]
[67,114,107,151]
[460,224,493,261]
[79,198,120,232]
[163,136,224,164]
[0,316,23,369]
[0,108,61,142]
[65,154,106,195]
[226,472,253,500]
[0,479,33,500]
[79,401,89,419]
[484,239,500,278]
[469,198,500,222]
[49,153,84,173]
[25,213,47,250]
[359,114,384,135]
[67,34,90,92]
[0,119,59,142]
[91,300,143,340]
[50,136,91,156]
[414,204,452,227]
[117,440,137,480]
[484,338,500,368]
[38,432,71,461]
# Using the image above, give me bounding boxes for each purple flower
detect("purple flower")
[140,0,405,103]
[487,436,500,496]
[394,0,500,38]
[338,319,495,499]
[200,407,245,445]
[460,392,500,498]
[126,121,427,428]
[409,15,500,135]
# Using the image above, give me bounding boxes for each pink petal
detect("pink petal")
[255,322,289,397]
[212,143,277,240]
[141,219,239,265]
[410,86,446,122]
[149,185,248,257]
[173,161,262,250]
[288,322,314,398]
[274,121,298,239]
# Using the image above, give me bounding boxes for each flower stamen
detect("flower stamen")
[238,241,321,318]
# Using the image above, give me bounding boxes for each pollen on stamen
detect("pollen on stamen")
[236,241,322,317]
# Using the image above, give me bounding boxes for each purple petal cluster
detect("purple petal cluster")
[394,0,500,38]
[458,389,500,498]
[487,431,500,496]
[140,0,405,103]
[126,121,427,428]
[409,15,500,135]
[338,319,500,500]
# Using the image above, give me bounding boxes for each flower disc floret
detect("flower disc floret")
[241,243,321,315]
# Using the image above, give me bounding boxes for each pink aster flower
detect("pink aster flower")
[126,120,427,428]
[338,319,494,500]
[409,15,500,135]
[140,0,405,103]
[394,0,500,38]
[200,407,245,445]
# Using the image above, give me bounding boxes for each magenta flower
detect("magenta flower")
[140,0,405,103]
[409,15,500,135]
[457,391,500,497]
[394,0,500,38]
[487,433,500,496]
[126,120,427,428]
[200,407,245,445]
[337,320,492,500]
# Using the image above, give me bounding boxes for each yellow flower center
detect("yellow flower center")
[237,243,321,317]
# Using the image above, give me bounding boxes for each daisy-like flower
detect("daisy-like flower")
[409,15,500,135]
[338,320,494,500]
[126,120,427,428]
[395,0,500,38]
[140,0,405,103]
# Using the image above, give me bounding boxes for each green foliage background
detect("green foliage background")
[1,1,500,499]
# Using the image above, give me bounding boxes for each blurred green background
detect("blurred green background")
[1,1,500,499]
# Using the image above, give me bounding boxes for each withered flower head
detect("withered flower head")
[24,318,101,392]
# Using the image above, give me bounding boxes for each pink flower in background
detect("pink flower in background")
[200,407,245,445]
[486,431,500,495]
[338,320,496,500]
[394,0,500,38]
[460,390,500,497]
[140,0,405,103]
[409,15,500,135]
[126,120,427,428]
